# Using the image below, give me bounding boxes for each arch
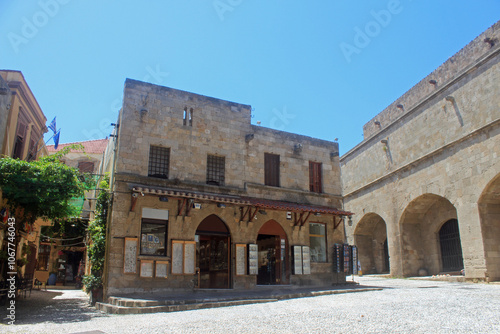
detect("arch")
[478,173,500,281]
[354,213,389,274]
[400,193,460,276]
[196,214,230,289]
[256,220,289,285]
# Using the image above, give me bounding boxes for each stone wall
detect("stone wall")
[341,21,500,281]
[104,79,347,295]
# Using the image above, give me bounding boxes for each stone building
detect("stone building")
[0,70,49,280]
[103,79,352,296]
[341,21,500,282]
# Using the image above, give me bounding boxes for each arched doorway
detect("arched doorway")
[478,173,500,281]
[257,220,289,285]
[354,213,389,274]
[439,219,464,272]
[400,194,460,276]
[195,215,230,289]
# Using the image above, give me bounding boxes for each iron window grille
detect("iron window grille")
[148,145,170,179]
[206,154,225,186]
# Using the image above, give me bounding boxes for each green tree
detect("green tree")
[0,144,93,275]
[0,145,92,225]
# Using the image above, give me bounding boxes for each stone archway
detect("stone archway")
[400,194,460,276]
[354,213,389,274]
[478,173,500,281]
[195,214,231,289]
[256,220,289,285]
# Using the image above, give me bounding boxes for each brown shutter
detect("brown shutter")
[265,153,280,187]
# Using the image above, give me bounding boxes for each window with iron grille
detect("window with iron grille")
[264,153,280,187]
[206,155,225,186]
[309,161,322,193]
[148,145,170,179]
[78,161,95,174]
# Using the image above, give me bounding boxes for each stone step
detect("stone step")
[96,298,278,315]
[108,296,163,307]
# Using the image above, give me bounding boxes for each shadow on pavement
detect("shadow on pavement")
[0,289,108,325]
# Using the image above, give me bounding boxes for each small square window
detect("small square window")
[78,161,95,174]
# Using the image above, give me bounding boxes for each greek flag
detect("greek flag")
[48,117,57,133]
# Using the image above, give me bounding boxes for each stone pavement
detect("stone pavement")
[95,281,381,314]
[1,277,500,333]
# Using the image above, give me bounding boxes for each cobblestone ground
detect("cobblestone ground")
[1,277,500,334]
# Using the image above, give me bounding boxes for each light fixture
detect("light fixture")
[484,37,495,47]
[159,196,168,202]
[445,96,455,103]
[348,216,353,226]
[258,209,267,215]
[245,134,254,142]
[293,143,302,154]
[381,139,388,144]
[193,203,202,209]
[396,104,404,110]
[314,212,321,216]
[429,79,437,85]
[217,203,226,208]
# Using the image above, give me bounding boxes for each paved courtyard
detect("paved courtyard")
[1,277,500,334]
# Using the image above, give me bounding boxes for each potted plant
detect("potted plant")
[82,274,103,305]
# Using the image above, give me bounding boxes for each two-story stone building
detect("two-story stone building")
[103,79,352,296]
[341,21,500,282]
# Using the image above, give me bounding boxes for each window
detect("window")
[206,155,225,186]
[183,107,193,126]
[12,113,28,159]
[140,218,168,256]
[264,153,280,187]
[78,161,95,174]
[309,161,322,193]
[309,223,327,262]
[36,244,51,271]
[148,145,170,179]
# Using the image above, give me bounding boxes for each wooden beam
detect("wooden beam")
[334,216,342,230]
[130,195,138,212]
[300,212,312,227]
[178,198,186,216]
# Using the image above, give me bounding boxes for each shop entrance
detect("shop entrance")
[257,220,289,285]
[196,215,230,289]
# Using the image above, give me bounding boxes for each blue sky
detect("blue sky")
[1,1,499,155]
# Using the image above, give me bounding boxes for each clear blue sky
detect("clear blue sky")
[1,1,498,155]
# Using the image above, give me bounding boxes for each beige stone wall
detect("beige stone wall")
[104,80,346,295]
[341,21,500,281]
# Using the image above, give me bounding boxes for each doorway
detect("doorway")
[439,219,464,272]
[257,220,288,285]
[196,215,230,289]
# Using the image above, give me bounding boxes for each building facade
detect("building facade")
[0,70,49,281]
[341,21,500,281]
[37,139,108,286]
[103,79,352,296]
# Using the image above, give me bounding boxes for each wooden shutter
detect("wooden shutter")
[264,153,280,187]
[309,161,322,193]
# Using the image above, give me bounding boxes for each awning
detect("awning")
[131,186,353,217]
